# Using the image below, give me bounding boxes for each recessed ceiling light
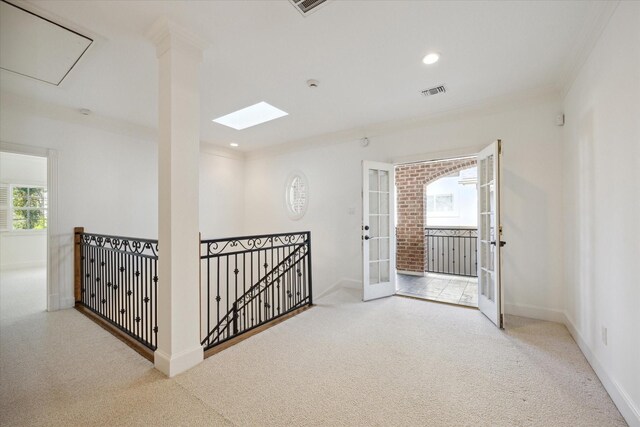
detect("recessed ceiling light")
[229,143,239,147]
[213,101,288,130]
[422,53,440,65]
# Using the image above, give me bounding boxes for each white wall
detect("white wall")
[0,102,158,308]
[244,95,564,316]
[561,2,640,424]
[199,148,245,239]
[0,152,48,269]
[0,98,244,309]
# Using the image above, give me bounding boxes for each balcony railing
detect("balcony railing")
[200,232,313,351]
[73,227,313,360]
[425,227,477,277]
[75,229,158,357]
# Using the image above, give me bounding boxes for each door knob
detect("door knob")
[490,240,506,247]
[364,235,370,240]
[364,225,369,231]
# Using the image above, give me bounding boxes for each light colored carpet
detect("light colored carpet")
[1,269,627,426]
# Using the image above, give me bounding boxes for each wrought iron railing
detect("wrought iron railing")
[200,231,312,350]
[425,227,477,277]
[78,232,158,351]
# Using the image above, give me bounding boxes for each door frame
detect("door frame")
[391,143,499,313]
[1,141,61,312]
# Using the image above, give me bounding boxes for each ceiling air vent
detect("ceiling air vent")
[289,0,328,16]
[421,85,446,97]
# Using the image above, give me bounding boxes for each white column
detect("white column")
[149,20,206,377]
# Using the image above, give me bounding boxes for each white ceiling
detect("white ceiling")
[0,1,92,85]
[0,1,612,151]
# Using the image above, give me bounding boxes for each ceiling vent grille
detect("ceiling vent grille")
[289,0,328,16]
[421,85,446,97]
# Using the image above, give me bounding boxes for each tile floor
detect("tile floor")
[396,272,478,307]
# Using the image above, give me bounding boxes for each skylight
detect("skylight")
[212,102,288,130]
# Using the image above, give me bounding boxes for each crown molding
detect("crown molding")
[0,90,158,142]
[146,18,209,59]
[245,85,561,161]
[200,141,245,161]
[557,1,619,98]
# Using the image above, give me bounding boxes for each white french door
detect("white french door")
[362,161,396,301]
[477,140,505,328]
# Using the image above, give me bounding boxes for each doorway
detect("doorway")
[361,141,504,327]
[0,151,48,317]
[394,156,478,307]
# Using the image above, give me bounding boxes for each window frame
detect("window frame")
[284,171,309,221]
[5,184,48,232]
[426,192,457,218]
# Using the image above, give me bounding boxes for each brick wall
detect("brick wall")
[395,158,477,273]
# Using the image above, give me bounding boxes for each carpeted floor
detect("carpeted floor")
[0,269,627,426]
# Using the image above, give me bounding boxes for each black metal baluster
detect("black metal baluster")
[107,247,111,319]
[135,255,139,339]
[127,251,132,335]
[144,256,148,346]
[154,256,158,348]
[271,240,275,320]
[308,232,313,306]
[216,257,220,344]
[206,253,210,346]
[93,244,99,314]
[250,250,254,328]
[224,255,229,331]
[242,252,246,331]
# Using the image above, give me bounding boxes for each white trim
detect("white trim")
[0,261,46,270]
[563,313,640,427]
[394,146,482,166]
[0,142,60,312]
[200,141,245,160]
[60,296,75,310]
[558,1,620,97]
[504,303,566,324]
[246,87,559,160]
[1,230,47,236]
[47,149,61,311]
[154,346,204,377]
[316,278,361,300]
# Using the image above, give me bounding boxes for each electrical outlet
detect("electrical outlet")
[601,326,608,346]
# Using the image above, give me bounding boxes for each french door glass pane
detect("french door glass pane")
[370,239,379,262]
[380,170,389,190]
[369,262,379,285]
[380,238,389,260]
[379,215,389,237]
[369,169,379,191]
[380,261,389,282]
[487,155,494,181]
[380,193,389,214]
[369,192,379,214]
[370,216,379,237]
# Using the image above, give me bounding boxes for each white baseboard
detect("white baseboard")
[154,345,204,378]
[316,278,361,299]
[0,261,46,270]
[504,302,566,323]
[562,313,640,427]
[397,270,425,277]
[60,296,76,310]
